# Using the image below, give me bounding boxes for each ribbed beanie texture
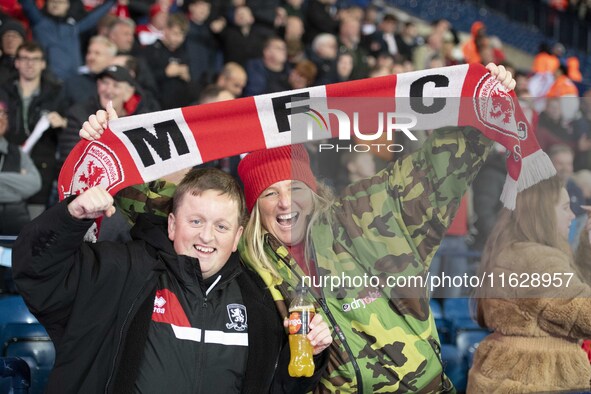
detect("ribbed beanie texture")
[238,145,317,212]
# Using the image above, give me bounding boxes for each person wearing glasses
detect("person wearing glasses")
[0,41,67,217]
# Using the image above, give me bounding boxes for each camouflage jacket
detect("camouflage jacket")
[239,127,492,394]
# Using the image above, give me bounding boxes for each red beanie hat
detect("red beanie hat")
[238,145,317,212]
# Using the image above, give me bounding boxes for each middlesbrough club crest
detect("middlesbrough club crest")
[474,75,528,141]
[226,304,248,331]
[65,143,124,197]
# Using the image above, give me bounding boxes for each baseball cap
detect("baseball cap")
[97,65,135,86]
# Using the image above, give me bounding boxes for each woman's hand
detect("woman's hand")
[308,313,332,355]
[79,100,118,141]
[486,63,516,91]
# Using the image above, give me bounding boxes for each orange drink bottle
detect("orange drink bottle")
[288,287,315,377]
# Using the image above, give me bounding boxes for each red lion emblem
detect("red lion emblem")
[78,160,105,191]
[488,90,513,124]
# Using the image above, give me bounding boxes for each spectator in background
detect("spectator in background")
[186,0,219,86]
[549,144,588,247]
[216,62,247,98]
[469,176,591,393]
[397,21,421,62]
[471,144,507,251]
[282,0,304,19]
[547,64,580,122]
[283,15,305,43]
[198,84,234,104]
[573,89,591,171]
[547,63,579,98]
[107,17,159,95]
[60,64,159,166]
[141,13,200,109]
[337,15,369,80]
[63,35,117,105]
[243,36,290,96]
[335,150,376,193]
[19,0,116,81]
[304,0,339,44]
[212,5,270,68]
[573,170,591,205]
[0,99,41,235]
[360,4,379,36]
[111,53,159,99]
[462,21,486,64]
[413,31,443,71]
[364,14,401,60]
[287,59,317,89]
[0,18,26,86]
[136,3,168,46]
[532,42,560,74]
[106,17,137,55]
[310,33,339,85]
[537,97,579,151]
[0,41,67,217]
[335,51,354,82]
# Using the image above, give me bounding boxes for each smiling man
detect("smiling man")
[12,167,331,393]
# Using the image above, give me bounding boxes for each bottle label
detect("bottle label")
[288,309,315,335]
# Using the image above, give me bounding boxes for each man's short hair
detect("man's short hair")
[173,168,247,226]
[88,35,118,57]
[167,13,190,35]
[16,41,45,59]
[108,17,136,33]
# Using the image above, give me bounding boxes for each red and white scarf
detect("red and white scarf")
[58,63,555,209]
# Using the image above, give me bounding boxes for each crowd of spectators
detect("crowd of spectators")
[0,0,589,255]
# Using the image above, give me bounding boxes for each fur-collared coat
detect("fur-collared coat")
[467,235,591,393]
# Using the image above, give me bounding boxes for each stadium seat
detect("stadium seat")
[456,330,489,365]
[430,299,452,344]
[0,357,31,393]
[440,344,467,392]
[0,295,54,394]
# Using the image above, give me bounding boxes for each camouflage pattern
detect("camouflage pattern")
[239,127,492,393]
[115,179,177,224]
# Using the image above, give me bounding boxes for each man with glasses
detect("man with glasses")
[0,41,67,218]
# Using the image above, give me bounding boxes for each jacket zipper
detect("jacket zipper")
[317,297,364,394]
[104,281,150,393]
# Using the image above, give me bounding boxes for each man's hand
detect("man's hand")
[79,100,119,141]
[486,63,516,91]
[47,111,67,128]
[68,186,116,220]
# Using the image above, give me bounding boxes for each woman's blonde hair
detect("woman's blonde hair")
[474,175,571,325]
[242,182,335,285]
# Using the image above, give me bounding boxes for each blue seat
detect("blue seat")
[440,344,467,392]
[0,357,31,393]
[5,341,55,394]
[456,330,489,367]
[0,295,53,394]
[442,298,471,321]
[0,295,38,326]
[431,299,452,344]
